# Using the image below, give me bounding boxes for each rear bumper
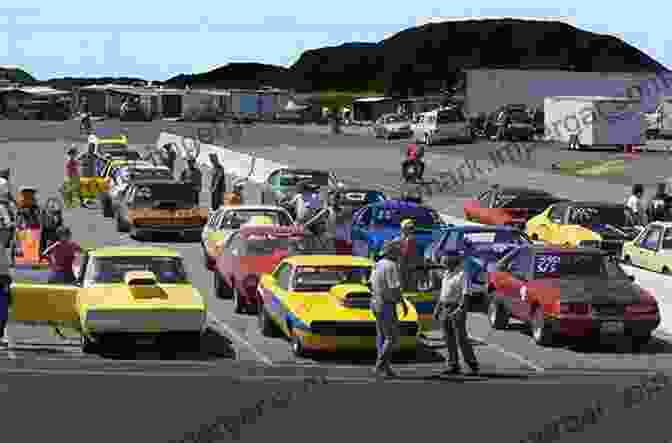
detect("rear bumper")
[295,328,418,351]
[546,315,660,338]
[83,308,206,334]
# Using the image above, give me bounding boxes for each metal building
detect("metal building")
[462,69,659,117]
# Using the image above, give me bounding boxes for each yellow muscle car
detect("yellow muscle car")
[202,205,294,270]
[257,255,420,356]
[622,222,672,274]
[10,246,207,353]
[526,201,640,255]
[116,180,208,240]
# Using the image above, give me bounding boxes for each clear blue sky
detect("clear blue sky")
[0,3,670,80]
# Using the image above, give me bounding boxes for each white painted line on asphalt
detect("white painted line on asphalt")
[472,336,545,373]
[207,312,273,366]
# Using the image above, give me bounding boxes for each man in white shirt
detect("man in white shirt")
[369,240,409,377]
[626,184,646,225]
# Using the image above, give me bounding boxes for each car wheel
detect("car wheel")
[233,286,246,314]
[530,233,539,241]
[631,333,652,351]
[531,306,554,346]
[290,328,308,357]
[258,306,282,337]
[214,272,233,299]
[81,334,99,354]
[101,197,113,218]
[662,267,670,275]
[130,227,143,241]
[116,213,129,233]
[424,133,432,146]
[488,296,509,330]
[622,255,631,264]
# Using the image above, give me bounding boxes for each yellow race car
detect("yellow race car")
[257,255,420,356]
[526,201,640,255]
[10,246,207,353]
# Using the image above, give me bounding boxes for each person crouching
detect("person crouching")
[41,227,82,284]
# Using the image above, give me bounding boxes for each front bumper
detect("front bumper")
[83,308,206,334]
[295,322,419,351]
[546,314,660,338]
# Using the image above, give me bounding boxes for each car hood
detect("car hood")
[579,223,639,240]
[532,278,641,304]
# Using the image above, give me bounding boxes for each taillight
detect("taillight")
[627,304,659,314]
[560,303,590,315]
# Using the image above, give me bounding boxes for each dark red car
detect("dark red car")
[213,225,308,314]
[464,185,564,229]
[487,245,660,349]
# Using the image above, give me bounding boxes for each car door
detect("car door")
[505,248,533,320]
[10,281,80,326]
[634,225,662,270]
[351,206,372,256]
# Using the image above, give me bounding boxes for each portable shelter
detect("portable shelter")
[544,96,644,148]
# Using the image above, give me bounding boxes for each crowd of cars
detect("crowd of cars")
[371,103,545,145]
[7,132,664,358]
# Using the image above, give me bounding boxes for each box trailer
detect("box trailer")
[544,96,644,150]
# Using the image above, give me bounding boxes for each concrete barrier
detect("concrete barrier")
[157,131,672,337]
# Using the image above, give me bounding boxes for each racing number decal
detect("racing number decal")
[535,255,561,273]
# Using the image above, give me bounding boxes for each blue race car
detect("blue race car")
[425,225,531,295]
[351,199,449,258]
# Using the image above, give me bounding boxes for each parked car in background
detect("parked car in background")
[622,222,672,273]
[485,104,535,141]
[373,114,412,139]
[411,106,473,145]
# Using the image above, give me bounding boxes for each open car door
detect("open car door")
[10,282,79,327]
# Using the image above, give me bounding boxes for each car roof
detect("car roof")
[567,201,627,209]
[90,246,180,258]
[368,199,424,209]
[238,225,304,237]
[449,225,521,232]
[284,255,373,267]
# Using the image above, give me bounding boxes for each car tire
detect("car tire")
[214,272,233,299]
[530,306,554,346]
[631,333,652,351]
[233,286,245,314]
[101,197,113,218]
[488,296,509,330]
[530,233,539,241]
[290,328,308,357]
[116,213,129,233]
[662,267,670,275]
[258,306,282,337]
[622,255,631,264]
[81,334,99,354]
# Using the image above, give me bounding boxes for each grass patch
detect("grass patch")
[553,159,626,177]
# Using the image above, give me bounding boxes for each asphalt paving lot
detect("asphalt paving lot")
[1,119,672,442]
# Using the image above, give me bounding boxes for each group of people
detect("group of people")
[626,182,672,224]
[368,219,479,377]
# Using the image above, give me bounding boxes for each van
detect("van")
[411,106,473,145]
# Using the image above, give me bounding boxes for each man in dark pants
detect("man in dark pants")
[434,267,479,375]
[180,157,202,205]
[0,228,12,346]
[209,153,226,210]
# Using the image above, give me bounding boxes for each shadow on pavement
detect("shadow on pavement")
[566,335,672,355]
[307,343,444,365]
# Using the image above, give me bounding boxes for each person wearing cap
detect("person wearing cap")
[63,147,81,209]
[395,218,419,291]
[0,226,12,346]
[209,153,226,210]
[369,239,409,377]
[626,184,646,225]
[647,183,671,222]
[180,156,202,205]
[41,226,82,284]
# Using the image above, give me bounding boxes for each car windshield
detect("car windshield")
[89,256,189,284]
[372,206,441,227]
[220,210,292,228]
[568,206,633,227]
[437,109,464,123]
[463,231,529,249]
[534,253,605,278]
[279,171,330,187]
[133,183,194,205]
[243,235,309,256]
[98,143,128,154]
[293,266,371,291]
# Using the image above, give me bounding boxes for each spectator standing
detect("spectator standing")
[63,148,81,209]
[180,157,202,205]
[0,228,12,346]
[42,227,82,284]
[626,184,646,225]
[209,153,226,210]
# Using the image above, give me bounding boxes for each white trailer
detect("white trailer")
[544,96,645,150]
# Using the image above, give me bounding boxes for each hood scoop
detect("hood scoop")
[124,271,165,299]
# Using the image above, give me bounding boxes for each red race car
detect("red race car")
[213,224,309,314]
[464,185,564,228]
[487,245,660,349]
